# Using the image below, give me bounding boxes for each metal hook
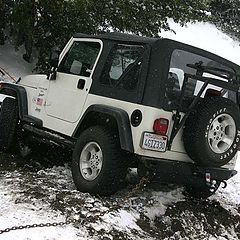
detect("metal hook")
[221,181,227,189]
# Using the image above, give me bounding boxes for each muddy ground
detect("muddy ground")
[0,143,239,239]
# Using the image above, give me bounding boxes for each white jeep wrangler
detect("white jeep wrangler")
[0,32,240,198]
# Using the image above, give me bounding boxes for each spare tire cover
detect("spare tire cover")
[183,97,240,167]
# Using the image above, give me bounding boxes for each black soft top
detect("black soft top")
[74,32,240,109]
[73,32,157,44]
[73,32,240,70]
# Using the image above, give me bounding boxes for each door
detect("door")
[45,39,102,123]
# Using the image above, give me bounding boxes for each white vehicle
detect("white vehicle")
[0,32,240,198]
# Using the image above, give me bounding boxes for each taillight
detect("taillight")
[153,118,169,135]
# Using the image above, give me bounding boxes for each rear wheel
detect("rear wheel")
[72,126,128,196]
[183,97,240,167]
[0,97,18,151]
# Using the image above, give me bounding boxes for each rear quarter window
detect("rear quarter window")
[165,49,237,110]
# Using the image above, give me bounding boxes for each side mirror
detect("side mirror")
[47,47,61,80]
[50,47,61,68]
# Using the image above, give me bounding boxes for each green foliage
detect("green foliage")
[210,0,240,40]
[91,0,209,35]
[10,0,35,61]
[1,0,210,71]
[0,0,14,44]
[0,0,5,44]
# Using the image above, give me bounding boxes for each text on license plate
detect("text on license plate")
[142,132,167,152]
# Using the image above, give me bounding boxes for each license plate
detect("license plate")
[141,132,167,152]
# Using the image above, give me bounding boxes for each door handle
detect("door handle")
[77,79,85,89]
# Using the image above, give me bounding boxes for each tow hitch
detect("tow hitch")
[205,172,228,192]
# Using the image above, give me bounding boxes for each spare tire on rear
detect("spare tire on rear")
[183,97,240,167]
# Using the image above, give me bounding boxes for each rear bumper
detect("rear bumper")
[140,157,237,187]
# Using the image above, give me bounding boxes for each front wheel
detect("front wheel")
[72,126,128,196]
[0,97,18,151]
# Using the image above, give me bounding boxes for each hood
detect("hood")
[18,74,47,89]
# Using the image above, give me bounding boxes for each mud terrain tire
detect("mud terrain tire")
[0,97,18,151]
[183,97,240,167]
[72,126,128,196]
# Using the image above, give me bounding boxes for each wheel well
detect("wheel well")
[74,111,118,138]
[0,88,17,98]
[73,106,134,153]
[0,84,28,120]
[0,89,19,119]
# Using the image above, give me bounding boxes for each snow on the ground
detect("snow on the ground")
[212,156,240,213]
[0,191,82,240]
[0,167,86,240]
[1,21,240,239]
[0,162,185,240]
[0,42,34,80]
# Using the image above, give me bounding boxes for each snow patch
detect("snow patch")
[212,155,240,212]
[0,42,34,79]
[0,182,82,240]
[95,210,141,233]
[143,188,184,221]
[160,20,240,66]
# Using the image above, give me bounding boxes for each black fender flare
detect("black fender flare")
[73,105,134,153]
[0,83,28,119]
[0,83,42,126]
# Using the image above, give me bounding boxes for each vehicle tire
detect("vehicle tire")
[184,182,220,199]
[183,97,240,167]
[72,126,128,196]
[0,97,18,151]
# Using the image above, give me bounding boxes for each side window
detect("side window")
[58,41,101,77]
[165,49,236,109]
[100,44,144,91]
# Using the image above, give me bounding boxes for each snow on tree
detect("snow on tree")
[210,0,240,40]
